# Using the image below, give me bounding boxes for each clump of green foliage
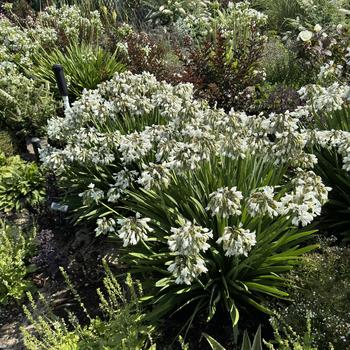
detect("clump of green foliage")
[205,326,263,350]
[0,153,46,213]
[22,262,155,350]
[30,43,126,98]
[0,220,36,304]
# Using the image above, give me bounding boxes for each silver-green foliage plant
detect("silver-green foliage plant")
[22,263,155,350]
[0,153,46,213]
[0,220,36,304]
[0,62,56,137]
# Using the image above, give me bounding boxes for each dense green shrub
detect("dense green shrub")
[22,265,155,350]
[0,220,36,304]
[274,242,350,349]
[0,153,46,213]
[254,0,349,32]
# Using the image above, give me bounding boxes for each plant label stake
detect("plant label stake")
[30,137,41,162]
[52,64,70,111]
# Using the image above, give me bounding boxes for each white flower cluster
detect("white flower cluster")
[107,169,138,203]
[95,217,116,236]
[41,71,337,236]
[37,5,104,42]
[117,213,153,247]
[279,170,331,226]
[79,183,104,205]
[206,187,243,218]
[216,224,256,257]
[247,186,279,218]
[299,83,350,113]
[167,220,212,285]
[175,1,267,41]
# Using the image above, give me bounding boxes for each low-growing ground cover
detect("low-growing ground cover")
[0,0,349,349]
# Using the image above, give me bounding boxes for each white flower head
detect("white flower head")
[117,213,153,247]
[168,220,212,256]
[206,187,243,218]
[247,186,279,218]
[95,217,116,236]
[79,183,104,205]
[167,255,208,285]
[216,224,256,257]
[313,24,322,32]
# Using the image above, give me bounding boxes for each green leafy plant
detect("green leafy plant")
[204,326,263,350]
[265,315,321,350]
[22,262,155,350]
[0,220,36,304]
[0,153,46,213]
[30,42,126,98]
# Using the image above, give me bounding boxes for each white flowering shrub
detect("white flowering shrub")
[40,71,333,327]
[36,5,104,44]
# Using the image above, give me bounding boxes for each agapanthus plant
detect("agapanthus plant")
[112,153,324,331]
[297,82,350,240]
[41,72,320,227]
[40,70,333,333]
